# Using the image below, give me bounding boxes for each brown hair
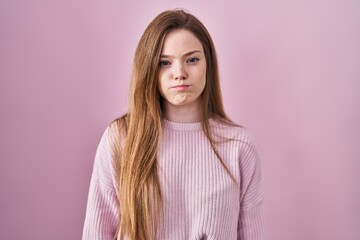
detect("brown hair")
[109,9,239,240]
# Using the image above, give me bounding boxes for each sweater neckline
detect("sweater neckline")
[162,118,203,131]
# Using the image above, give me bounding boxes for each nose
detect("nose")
[173,63,188,80]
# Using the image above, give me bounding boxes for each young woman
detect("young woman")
[83,9,267,240]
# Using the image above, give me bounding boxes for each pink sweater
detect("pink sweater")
[82,118,267,239]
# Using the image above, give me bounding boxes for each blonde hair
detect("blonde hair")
[109,9,239,240]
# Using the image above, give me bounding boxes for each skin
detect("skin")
[157,29,207,123]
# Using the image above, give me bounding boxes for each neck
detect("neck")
[162,100,202,123]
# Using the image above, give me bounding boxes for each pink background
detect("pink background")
[1,0,359,239]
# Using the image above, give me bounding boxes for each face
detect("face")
[157,29,206,110]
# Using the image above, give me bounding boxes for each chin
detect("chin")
[171,101,190,106]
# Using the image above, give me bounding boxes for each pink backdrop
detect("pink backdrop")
[1,0,359,239]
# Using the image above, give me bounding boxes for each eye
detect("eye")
[187,57,200,63]
[159,60,171,67]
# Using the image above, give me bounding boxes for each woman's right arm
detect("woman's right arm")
[82,127,119,240]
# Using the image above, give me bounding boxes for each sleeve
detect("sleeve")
[82,127,119,240]
[237,131,268,240]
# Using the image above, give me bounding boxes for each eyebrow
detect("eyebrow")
[160,50,202,58]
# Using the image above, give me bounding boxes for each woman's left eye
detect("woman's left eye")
[187,57,200,63]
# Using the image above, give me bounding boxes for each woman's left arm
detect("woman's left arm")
[237,132,268,240]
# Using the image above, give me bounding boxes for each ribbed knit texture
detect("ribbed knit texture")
[82,118,267,240]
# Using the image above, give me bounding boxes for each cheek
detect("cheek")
[190,64,206,79]
[157,73,168,97]
[199,65,207,85]
[200,67,207,92]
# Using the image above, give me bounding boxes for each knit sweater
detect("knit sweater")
[82,118,267,240]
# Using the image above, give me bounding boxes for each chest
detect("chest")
[156,132,241,239]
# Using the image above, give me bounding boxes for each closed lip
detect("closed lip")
[173,84,190,88]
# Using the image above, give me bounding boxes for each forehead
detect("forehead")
[161,29,204,55]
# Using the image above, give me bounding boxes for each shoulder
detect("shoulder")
[92,115,127,190]
[209,118,255,145]
[96,116,126,162]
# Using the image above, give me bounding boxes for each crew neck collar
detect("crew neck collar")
[162,118,203,131]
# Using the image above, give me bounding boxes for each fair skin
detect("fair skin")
[158,29,207,123]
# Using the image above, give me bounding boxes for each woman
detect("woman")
[83,9,267,240]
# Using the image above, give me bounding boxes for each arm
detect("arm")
[237,132,268,240]
[82,127,119,240]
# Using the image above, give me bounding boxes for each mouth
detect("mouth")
[173,84,190,90]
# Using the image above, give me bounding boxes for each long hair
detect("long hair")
[108,9,240,240]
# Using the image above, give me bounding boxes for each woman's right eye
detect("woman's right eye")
[159,60,170,67]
